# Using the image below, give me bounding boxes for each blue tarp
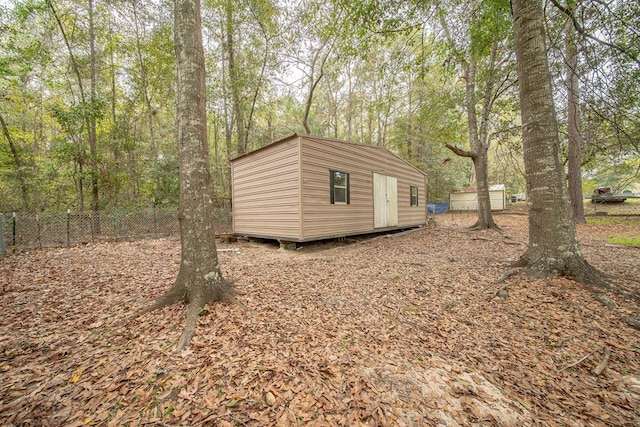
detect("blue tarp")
[426,203,449,215]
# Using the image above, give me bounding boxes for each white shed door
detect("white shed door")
[373,173,398,228]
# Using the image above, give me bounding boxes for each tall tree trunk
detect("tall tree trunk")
[219,15,233,161]
[132,0,160,192]
[473,150,494,228]
[132,0,235,351]
[225,0,246,155]
[0,113,30,209]
[511,0,600,284]
[244,18,271,151]
[407,78,413,160]
[89,0,100,232]
[445,56,499,230]
[109,16,120,205]
[346,62,353,141]
[440,10,500,230]
[47,0,87,210]
[303,41,329,134]
[566,18,585,224]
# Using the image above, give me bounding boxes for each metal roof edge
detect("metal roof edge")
[229,133,300,162]
[230,133,427,178]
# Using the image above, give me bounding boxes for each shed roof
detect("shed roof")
[451,184,505,194]
[230,133,427,177]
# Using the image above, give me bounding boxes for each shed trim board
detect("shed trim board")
[231,134,427,242]
[298,139,304,240]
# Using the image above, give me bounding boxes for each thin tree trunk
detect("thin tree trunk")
[89,0,100,231]
[225,0,246,154]
[132,0,160,191]
[47,0,85,102]
[0,113,30,209]
[407,78,413,160]
[347,62,353,141]
[445,57,499,230]
[303,41,329,134]
[77,150,85,211]
[217,15,233,196]
[244,17,271,150]
[440,12,499,230]
[566,19,585,224]
[108,14,120,204]
[48,0,87,209]
[511,0,601,284]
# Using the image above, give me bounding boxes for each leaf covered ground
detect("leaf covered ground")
[1,214,639,426]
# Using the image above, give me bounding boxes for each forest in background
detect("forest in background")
[1,0,638,213]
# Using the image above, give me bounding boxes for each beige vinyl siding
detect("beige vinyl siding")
[232,138,301,240]
[398,179,426,225]
[300,136,425,241]
[231,134,426,242]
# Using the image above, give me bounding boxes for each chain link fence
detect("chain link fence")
[0,214,6,257]
[0,203,232,256]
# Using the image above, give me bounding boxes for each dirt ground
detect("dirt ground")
[1,213,639,426]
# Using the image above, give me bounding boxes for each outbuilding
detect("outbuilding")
[231,134,427,243]
[449,184,506,212]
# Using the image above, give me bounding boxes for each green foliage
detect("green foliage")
[468,0,511,58]
[584,156,640,193]
[150,155,180,206]
[49,98,105,135]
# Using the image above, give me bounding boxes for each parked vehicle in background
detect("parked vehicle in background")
[591,187,628,203]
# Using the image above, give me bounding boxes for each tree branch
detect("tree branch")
[445,143,475,159]
[550,0,640,67]
[46,0,86,102]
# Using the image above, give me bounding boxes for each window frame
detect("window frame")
[410,185,419,207]
[330,170,350,205]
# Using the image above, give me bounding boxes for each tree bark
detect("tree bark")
[133,0,235,351]
[511,0,601,284]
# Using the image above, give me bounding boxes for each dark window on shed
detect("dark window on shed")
[410,185,419,206]
[330,170,350,204]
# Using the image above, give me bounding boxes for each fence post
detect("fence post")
[36,213,42,248]
[153,203,158,238]
[114,207,118,242]
[90,211,95,243]
[12,212,16,253]
[66,209,71,247]
[0,214,5,257]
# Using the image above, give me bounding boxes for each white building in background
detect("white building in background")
[449,184,506,211]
